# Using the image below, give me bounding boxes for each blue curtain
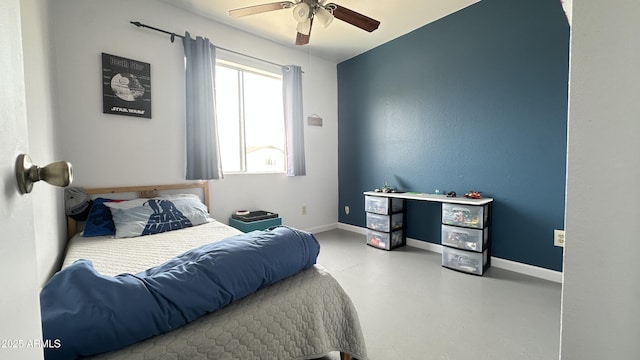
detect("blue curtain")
[182,32,223,180]
[282,65,306,176]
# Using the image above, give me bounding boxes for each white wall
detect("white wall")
[21,0,68,286]
[561,0,640,358]
[50,0,339,232]
[0,0,44,358]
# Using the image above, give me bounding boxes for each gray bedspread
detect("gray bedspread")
[63,222,367,360]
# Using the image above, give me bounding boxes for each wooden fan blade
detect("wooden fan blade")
[326,3,380,32]
[229,1,294,18]
[296,18,313,45]
[295,32,310,45]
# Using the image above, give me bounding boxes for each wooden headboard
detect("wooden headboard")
[66,182,210,240]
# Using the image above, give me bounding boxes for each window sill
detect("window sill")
[224,171,286,176]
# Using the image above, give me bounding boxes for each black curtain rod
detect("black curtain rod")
[130,21,293,70]
[131,21,184,42]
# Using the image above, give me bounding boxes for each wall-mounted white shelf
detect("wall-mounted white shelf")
[363,191,493,206]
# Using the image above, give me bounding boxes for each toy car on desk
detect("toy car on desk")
[464,191,482,199]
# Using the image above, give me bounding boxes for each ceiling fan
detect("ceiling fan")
[229,1,380,45]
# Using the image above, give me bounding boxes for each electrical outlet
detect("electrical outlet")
[301,205,307,215]
[554,229,565,247]
[344,206,350,215]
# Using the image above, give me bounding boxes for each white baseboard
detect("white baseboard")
[405,237,443,253]
[336,223,563,283]
[489,257,563,283]
[336,222,367,234]
[306,223,340,234]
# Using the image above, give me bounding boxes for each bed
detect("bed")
[43,182,367,360]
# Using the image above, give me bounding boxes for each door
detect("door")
[0,0,44,359]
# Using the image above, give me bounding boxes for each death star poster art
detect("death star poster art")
[102,53,151,118]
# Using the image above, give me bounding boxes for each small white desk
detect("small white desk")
[363,191,494,275]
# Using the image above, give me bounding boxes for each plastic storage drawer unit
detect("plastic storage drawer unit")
[366,212,404,232]
[441,224,489,252]
[442,203,490,229]
[442,246,489,275]
[365,195,404,215]
[366,229,404,250]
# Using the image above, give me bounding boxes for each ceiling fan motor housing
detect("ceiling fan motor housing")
[293,2,311,22]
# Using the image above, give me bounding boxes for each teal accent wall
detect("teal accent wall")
[337,0,569,271]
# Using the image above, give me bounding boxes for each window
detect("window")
[215,59,285,173]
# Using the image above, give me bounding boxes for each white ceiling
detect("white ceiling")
[157,0,480,62]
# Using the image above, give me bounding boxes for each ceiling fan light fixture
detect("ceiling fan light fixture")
[296,18,312,35]
[315,6,333,28]
[292,2,311,23]
[227,0,381,46]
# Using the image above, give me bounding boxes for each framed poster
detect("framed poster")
[102,53,151,118]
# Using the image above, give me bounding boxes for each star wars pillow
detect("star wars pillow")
[105,195,212,238]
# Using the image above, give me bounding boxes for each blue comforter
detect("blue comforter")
[40,226,320,360]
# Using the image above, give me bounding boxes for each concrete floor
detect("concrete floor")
[313,229,562,360]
